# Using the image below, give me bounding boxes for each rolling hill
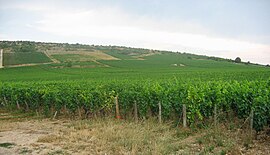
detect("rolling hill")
[0,41,269,82]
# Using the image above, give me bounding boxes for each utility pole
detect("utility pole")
[0,49,3,68]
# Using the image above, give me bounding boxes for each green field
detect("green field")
[0,58,269,82]
[0,41,268,82]
[3,52,52,66]
[0,41,270,132]
[0,51,268,82]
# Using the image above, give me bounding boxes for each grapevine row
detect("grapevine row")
[0,80,269,131]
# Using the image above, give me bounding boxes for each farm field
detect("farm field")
[3,52,52,66]
[0,41,270,154]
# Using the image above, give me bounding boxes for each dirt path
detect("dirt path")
[0,112,70,155]
[0,121,66,155]
[133,51,160,60]
[43,51,60,63]
[92,60,110,67]
[0,111,111,155]
[6,62,55,68]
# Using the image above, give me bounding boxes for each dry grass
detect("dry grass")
[37,134,61,143]
[0,122,16,132]
[56,118,268,155]
[56,118,187,155]
[132,51,160,60]
[46,50,119,61]
[0,110,269,155]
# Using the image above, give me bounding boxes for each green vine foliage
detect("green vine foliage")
[0,79,269,131]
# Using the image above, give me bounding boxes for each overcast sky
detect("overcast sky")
[0,0,270,64]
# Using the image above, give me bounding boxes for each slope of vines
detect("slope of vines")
[0,79,269,131]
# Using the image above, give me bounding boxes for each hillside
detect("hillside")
[0,40,260,68]
[0,40,269,82]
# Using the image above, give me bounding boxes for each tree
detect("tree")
[14,43,36,52]
[235,57,241,63]
[65,61,72,67]
[245,61,250,65]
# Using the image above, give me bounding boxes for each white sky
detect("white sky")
[0,0,270,64]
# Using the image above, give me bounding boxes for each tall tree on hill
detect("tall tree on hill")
[235,57,241,63]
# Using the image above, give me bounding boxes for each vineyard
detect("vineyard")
[0,41,270,154]
[1,79,269,132]
[1,42,270,132]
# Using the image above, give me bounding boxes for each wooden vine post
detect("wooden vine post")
[115,96,121,119]
[36,109,39,117]
[64,105,68,115]
[183,104,187,128]
[53,111,58,120]
[25,101,29,111]
[77,107,82,119]
[158,101,162,124]
[4,97,7,105]
[214,104,217,129]
[16,101,21,110]
[134,102,138,123]
[250,109,254,137]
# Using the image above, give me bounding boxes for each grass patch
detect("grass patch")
[0,111,36,121]
[195,127,242,154]
[0,142,15,148]
[37,134,60,143]
[62,118,188,154]
[48,150,66,155]
[19,147,32,154]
